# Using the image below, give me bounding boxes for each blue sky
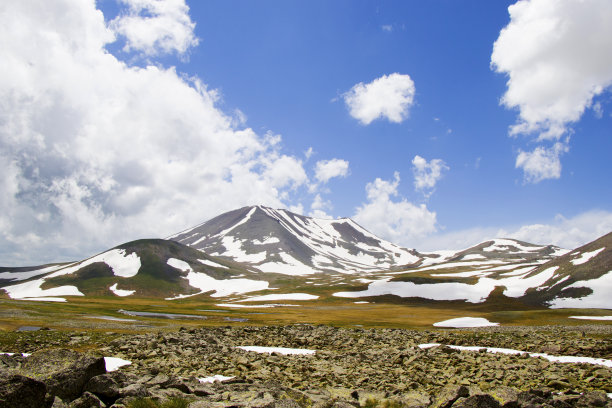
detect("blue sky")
[1,0,612,265]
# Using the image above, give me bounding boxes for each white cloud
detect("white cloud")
[353,172,437,246]
[416,210,612,252]
[492,0,612,182]
[314,158,350,184]
[503,210,612,249]
[110,0,199,57]
[309,194,333,220]
[515,142,568,183]
[411,155,448,196]
[0,0,311,265]
[304,147,314,160]
[381,25,393,32]
[343,73,416,125]
[492,0,612,140]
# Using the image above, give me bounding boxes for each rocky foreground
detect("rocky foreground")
[1,324,611,407]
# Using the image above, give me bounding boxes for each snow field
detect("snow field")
[418,344,612,368]
[433,317,499,328]
[237,346,316,355]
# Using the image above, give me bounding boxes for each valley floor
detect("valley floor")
[1,322,611,407]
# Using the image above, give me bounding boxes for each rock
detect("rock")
[431,385,470,408]
[452,394,501,408]
[488,386,519,407]
[51,396,69,408]
[399,391,431,408]
[18,348,106,402]
[263,399,303,408]
[119,383,150,398]
[575,390,609,407]
[68,391,105,408]
[85,374,120,399]
[0,372,47,408]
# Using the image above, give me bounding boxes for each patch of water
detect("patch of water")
[118,309,207,320]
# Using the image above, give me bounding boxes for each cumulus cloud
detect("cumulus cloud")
[353,172,437,247]
[416,210,612,252]
[411,155,448,196]
[110,0,199,57]
[503,210,612,249]
[314,159,350,184]
[309,194,333,220]
[343,73,415,125]
[0,0,314,265]
[492,0,612,182]
[515,142,568,183]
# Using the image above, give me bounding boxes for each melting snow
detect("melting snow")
[104,357,132,372]
[199,375,235,383]
[569,316,612,321]
[433,317,499,328]
[238,293,318,302]
[109,283,135,297]
[166,258,269,299]
[237,346,316,355]
[198,259,229,269]
[0,264,71,282]
[18,297,68,302]
[217,236,268,263]
[570,247,605,266]
[252,236,281,245]
[3,277,84,301]
[550,271,612,309]
[418,344,612,368]
[257,253,320,276]
[216,303,300,308]
[334,267,558,303]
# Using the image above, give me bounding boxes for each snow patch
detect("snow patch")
[237,346,316,355]
[216,303,300,308]
[334,267,558,303]
[568,316,612,321]
[104,357,132,372]
[433,317,499,328]
[418,344,612,368]
[199,375,235,383]
[166,258,269,299]
[0,264,71,282]
[238,293,318,302]
[198,259,229,269]
[550,271,612,309]
[570,247,605,266]
[109,283,135,297]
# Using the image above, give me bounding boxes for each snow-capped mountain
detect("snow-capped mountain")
[1,204,609,309]
[168,205,423,275]
[0,239,271,302]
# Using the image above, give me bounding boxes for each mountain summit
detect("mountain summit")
[168,205,422,275]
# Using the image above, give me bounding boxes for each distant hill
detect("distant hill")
[0,205,610,310]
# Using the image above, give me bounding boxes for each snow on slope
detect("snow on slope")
[334,266,558,303]
[165,258,269,299]
[570,247,605,265]
[2,248,141,300]
[549,271,612,309]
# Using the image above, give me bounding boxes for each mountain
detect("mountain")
[168,205,424,275]
[1,204,609,310]
[520,231,612,308]
[0,239,272,302]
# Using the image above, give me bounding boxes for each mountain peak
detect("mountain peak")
[169,205,421,275]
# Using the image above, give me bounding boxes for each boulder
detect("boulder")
[0,372,47,408]
[431,385,470,408]
[18,348,106,401]
[452,394,501,408]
